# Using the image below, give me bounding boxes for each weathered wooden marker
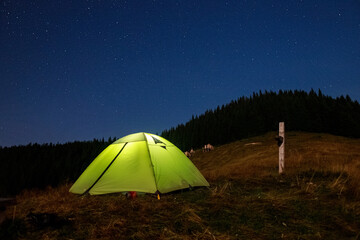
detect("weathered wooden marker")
[278,122,285,174]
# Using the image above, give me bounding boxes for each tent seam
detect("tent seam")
[144,133,159,193]
[85,142,128,194]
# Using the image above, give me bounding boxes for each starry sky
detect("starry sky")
[1,0,359,147]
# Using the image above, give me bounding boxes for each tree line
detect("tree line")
[1,89,359,196]
[161,89,360,151]
[0,138,116,196]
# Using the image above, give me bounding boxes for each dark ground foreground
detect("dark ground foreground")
[1,174,359,240]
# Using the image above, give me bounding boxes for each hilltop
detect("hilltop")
[162,90,360,151]
[1,132,360,239]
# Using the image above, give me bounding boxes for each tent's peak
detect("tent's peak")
[113,132,146,144]
[112,132,173,145]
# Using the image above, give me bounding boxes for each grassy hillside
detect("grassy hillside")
[1,132,360,239]
[193,132,360,189]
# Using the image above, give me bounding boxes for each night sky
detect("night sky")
[1,1,359,147]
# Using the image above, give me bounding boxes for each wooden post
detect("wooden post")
[279,122,285,174]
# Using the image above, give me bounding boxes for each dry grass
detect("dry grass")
[2,131,360,239]
[192,131,360,196]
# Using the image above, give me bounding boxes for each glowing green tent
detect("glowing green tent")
[69,132,209,195]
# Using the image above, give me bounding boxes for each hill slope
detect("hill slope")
[1,132,360,240]
[192,131,360,183]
